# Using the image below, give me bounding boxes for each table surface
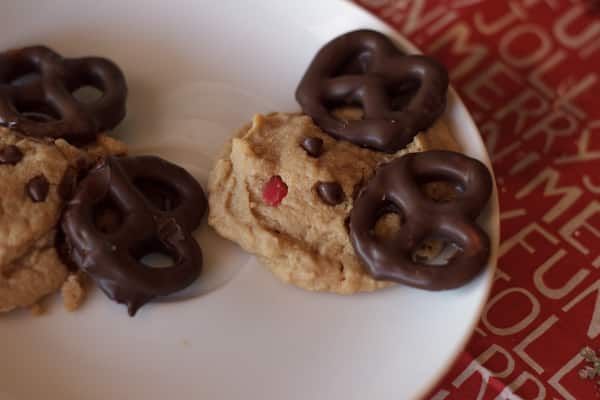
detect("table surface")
[354,0,600,399]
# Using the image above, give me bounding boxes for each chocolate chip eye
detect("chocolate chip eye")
[0,145,23,165]
[316,181,345,205]
[301,137,324,157]
[26,174,49,202]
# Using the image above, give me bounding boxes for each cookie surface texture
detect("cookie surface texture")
[208,113,458,294]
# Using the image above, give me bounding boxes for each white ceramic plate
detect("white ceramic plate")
[0,1,499,399]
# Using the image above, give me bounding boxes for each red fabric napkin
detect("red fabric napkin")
[354,1,600,398]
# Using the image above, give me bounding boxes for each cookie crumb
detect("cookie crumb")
[55,133,128,169]
[88,134,129,158]
[61,272,87,311]
[30,302,45,316]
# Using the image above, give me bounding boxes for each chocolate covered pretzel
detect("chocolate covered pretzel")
[62,156,206,316]
[0,46,127,144]
[296,30,448,153]
[349,150,492,290]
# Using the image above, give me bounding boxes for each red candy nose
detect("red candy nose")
[262,175,288,207]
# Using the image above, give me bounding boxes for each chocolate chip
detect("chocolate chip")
[26,174,49,202]
[301,137,323,157]
[316,181,345,205]
[0,145,23,165]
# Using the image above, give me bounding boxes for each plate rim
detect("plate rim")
[0,1,500,399]
[340,1,500,396]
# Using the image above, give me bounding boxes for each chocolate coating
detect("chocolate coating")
[26,174,49,202]
[349,150,492,290]
[58,166,78,200]
[301,137,323,157]
[62,156,207,316]
[0,144,23,164]
[317,181,345,205]
[0,45,127,144]
[295,30,448,153]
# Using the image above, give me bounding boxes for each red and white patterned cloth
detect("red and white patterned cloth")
[354,0,600,398]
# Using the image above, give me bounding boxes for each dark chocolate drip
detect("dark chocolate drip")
[26,174,49,202]
[349,150,492,290]
[0,144,23,165]
[317,181,345,205]
[295,30,448,153]
[61,156,207,316]
[0,45,127,145]
[301,137,323,157]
